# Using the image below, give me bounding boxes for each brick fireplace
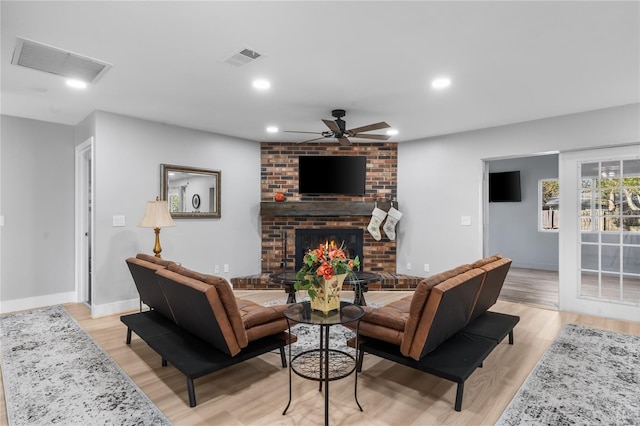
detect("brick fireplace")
[294,228,363,271]
[260,142,397,274]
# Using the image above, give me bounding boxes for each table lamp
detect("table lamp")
[138,197,175,258]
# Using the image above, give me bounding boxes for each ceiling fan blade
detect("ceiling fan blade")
[347,121,390,134]
[351,133,390,140]
[297,136,328,144]
[322,119,341,133]
[337,137,351,146]
[283,130,323,135]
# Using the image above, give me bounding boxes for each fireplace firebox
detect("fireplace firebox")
[294,228,364,271]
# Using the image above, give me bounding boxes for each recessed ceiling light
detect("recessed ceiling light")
[431,77,451,89]
[66,79,87,89]
[252,79,271,90]
[386,129,399,136]
[266,126,278,133]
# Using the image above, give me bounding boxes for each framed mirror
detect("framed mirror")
[161,164,221,218]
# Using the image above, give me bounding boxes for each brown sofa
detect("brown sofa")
[122,254,295,407]
[346,254,518,411]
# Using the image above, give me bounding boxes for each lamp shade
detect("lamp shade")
[138,199,175,228]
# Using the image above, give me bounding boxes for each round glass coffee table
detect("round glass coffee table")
[282,301,364,426]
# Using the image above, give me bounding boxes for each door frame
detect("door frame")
[74,137,95,308]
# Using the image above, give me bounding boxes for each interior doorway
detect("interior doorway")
[75,138,94,307]
[483,154,560,309]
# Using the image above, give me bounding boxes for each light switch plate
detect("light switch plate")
[113,215,126,227]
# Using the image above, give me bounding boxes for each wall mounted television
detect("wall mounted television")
[489,171,522,202]
[299,155,366,195]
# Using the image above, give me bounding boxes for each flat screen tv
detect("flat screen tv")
[299,155,366,195]
[489,171,521,202]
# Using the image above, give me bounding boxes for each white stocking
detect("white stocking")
[367,207,387,241]
[383,207,403,240]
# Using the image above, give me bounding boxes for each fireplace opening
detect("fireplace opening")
[294,228,364,271]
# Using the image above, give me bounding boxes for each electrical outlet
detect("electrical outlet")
[214,265,220,273]
[223,264,229,273]
[424,263,429,272]
[461,216,471,226]
[112,215,125,227]
[407,262,412,270]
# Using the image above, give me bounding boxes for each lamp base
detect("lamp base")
[153,227,163,258]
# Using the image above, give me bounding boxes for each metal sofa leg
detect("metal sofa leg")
[126,328,132,344]
[162,358,168,367]
[279,347,287,368]
[187,378,197,407]
[508,330,514,345]
[455,382,464,411]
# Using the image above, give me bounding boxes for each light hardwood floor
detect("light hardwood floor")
[500,267,559,309]
[1,290,639,426]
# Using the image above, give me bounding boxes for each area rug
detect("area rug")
[496,324,640,425]
[0,305,172,425]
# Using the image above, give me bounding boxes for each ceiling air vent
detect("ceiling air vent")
[11,37,112,84]
[224,48,261,67]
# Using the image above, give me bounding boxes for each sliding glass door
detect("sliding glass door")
[578,158,640,305]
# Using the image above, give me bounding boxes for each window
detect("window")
[539,179,559,231]
[579,158,640,305]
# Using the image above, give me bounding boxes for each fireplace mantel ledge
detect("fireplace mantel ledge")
[260,200,394,217]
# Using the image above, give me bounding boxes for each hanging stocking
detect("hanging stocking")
[383,206,403,240]
[367,207,387,241]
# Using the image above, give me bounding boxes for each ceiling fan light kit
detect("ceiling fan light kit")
[284,109,391,146]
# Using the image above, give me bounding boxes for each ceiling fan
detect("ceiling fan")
[284,109,391,146]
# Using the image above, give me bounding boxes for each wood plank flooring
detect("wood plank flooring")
[1,289,639,425]
[500,267,559,309]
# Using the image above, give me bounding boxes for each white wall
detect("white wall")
[397,103,640,277]
[0,115,76,311]
[487,154,559,270]
[91,111,261,314]
[0,112,261,315]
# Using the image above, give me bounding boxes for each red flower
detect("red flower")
[316,262,334,280]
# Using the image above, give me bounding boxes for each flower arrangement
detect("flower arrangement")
[294,241,360,301]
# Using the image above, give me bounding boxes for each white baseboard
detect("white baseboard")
[1,293,141,318]
[90,298,140,318]
[0,291,76,314]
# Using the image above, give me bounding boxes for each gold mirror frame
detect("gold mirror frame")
[160,164,221,219]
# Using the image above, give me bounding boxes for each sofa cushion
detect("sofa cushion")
[408,268,486,360]
[136,253,176,268]
[471,254,502,269]
[400,264,472,356]
[155,269,242,356]
[360,297,411,332]
[126,257,175,320]
[469,257,512,321]
[167,264,249,347]
[167,264,291,344]
[237,301,289,328]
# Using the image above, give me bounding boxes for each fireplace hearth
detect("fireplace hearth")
[294,228,364,271]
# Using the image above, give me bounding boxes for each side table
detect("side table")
[282,301,364,426]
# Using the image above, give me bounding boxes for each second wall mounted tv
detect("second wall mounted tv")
[489,171,522,202]
[299,155,366,195]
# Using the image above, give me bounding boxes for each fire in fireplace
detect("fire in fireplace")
[294,228,364,271]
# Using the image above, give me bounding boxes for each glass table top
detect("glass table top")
[284,301,364,326]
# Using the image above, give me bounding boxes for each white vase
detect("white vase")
[310,273,347,315]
